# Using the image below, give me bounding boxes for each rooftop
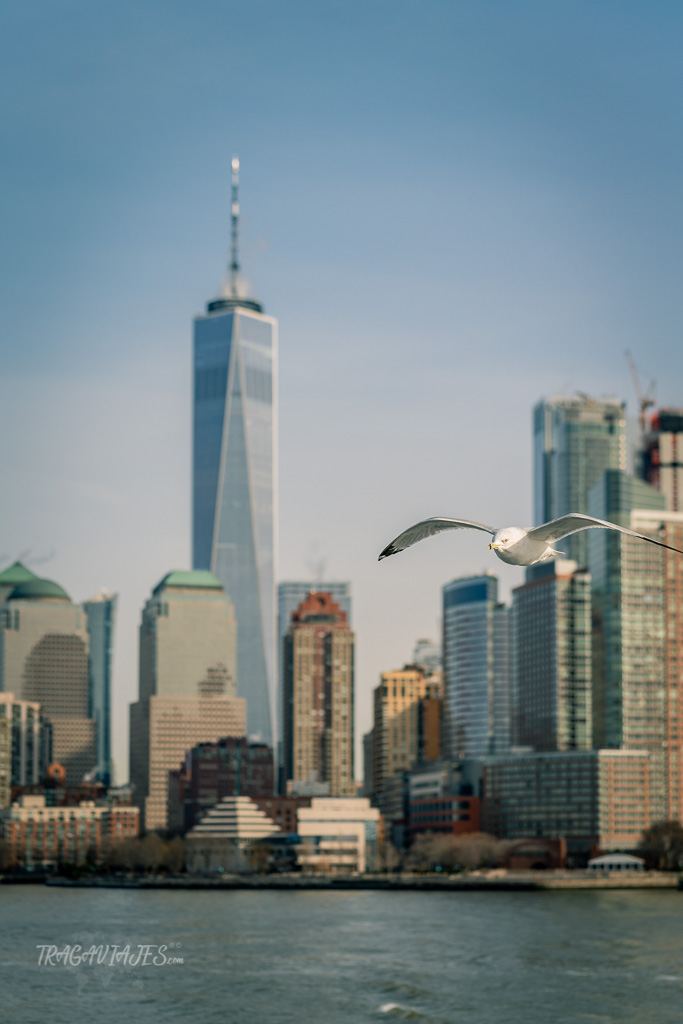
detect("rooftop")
[8,578,70,602]
[153,570,224,595]
[0,561,39,587]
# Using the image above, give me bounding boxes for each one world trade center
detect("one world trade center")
[192,158,277,745]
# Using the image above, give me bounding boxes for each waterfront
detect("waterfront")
[2,887,682,1023]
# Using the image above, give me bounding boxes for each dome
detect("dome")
[8,578,71,602]
[0,561,39,587]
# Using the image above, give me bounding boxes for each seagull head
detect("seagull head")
[488,526,526,551]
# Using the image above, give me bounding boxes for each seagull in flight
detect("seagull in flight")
[379,513,683,566]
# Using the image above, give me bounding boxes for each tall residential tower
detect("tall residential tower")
[192,159,277,745]
[533,394,626,565]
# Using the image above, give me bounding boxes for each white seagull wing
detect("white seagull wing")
[527,513,683,555]
[379,517,496,561]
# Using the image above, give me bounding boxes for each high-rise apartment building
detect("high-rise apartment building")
[640,408,683,511]
[533,394,626,565]
[512,559,592,751]
[442,574,511,760]
[277,582,351,778]
[283,592,354,797]
[370,666,442,812]
[83,590,116,786]
[192,160,277,746]
[0,576,96,785]
[129,570,246,832]
[0,692,51,799]
[588,469,683,822]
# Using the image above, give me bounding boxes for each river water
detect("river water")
[1,886,681,1023]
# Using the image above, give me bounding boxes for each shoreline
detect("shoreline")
[1,871,677,891]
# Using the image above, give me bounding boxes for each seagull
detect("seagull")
[378,513,683,566]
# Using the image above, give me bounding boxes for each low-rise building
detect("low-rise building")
[185,795,280,873]
[297,797,380,873]
[0,794,139,869]
[408,760,482,843]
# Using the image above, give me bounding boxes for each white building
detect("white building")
[297,797,380,874]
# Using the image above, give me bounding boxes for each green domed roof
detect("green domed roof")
[0,561,39,586]
[153,570,223,594]
[9,578,70,602]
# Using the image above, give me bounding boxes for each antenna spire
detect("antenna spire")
[230,156,240,297]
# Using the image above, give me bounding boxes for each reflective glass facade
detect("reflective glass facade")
[193,304,277,745]
[442,574,511,760]
[84,592,116,786]
[513,560,592,751]
[533,395,626,565]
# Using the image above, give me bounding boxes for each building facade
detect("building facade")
[587,470,683,821]
[129,570,246,832]
[0,576,96,785]
[442,574,511,760]
[512,559,592,751]
[296,797,380,873]
[483,749,651,858]
[83,590,117,785]
[408,760,482,843]
[370,666,442,811]
[640,408,683,511]
[533,394,626,565]
[283,592,355,797]
[192,288,277,747]
[0,692,51,800]
[0,793,139,870]
[277,582,351,779]
[167,737,275,833]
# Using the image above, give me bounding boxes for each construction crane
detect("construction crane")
[625,350,656,438]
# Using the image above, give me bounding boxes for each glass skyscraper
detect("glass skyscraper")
[442,573,511,760]
[533,394,626,565]
[83,589,117,786]
[193,295,277,745]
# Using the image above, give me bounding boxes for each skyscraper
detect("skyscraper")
[512,559,592,751]
[0,692,52,798]
[277,581,351,780]
[588,469,683,822]
[0,575,96,785]
[639,407,683,511]
[129,570,246,832]
[442,574,511,760]
[533,394,626,565]
[83,590,116,785]
[192,158,277,745]
[370,665,442,812]
[283,592,355,797]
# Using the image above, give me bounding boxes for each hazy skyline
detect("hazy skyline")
[2,1,683,782]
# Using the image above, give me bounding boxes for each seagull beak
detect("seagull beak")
[488,543,496,550]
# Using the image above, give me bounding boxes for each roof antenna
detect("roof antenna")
[230,156,240,297]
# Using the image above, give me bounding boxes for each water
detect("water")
[1,886,682,1023]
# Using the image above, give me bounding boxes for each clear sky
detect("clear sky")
[2,0,682,783]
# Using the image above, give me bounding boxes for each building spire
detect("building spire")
[206,155,263,314]
[230,156,240,298]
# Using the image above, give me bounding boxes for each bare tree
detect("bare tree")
[639,820,683,870]
[406,832,505,872]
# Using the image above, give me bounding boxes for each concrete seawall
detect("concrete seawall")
[39,872,681,891]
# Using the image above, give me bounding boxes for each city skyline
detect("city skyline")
[3,2,683,785]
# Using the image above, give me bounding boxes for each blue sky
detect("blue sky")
[2,0,682,781]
